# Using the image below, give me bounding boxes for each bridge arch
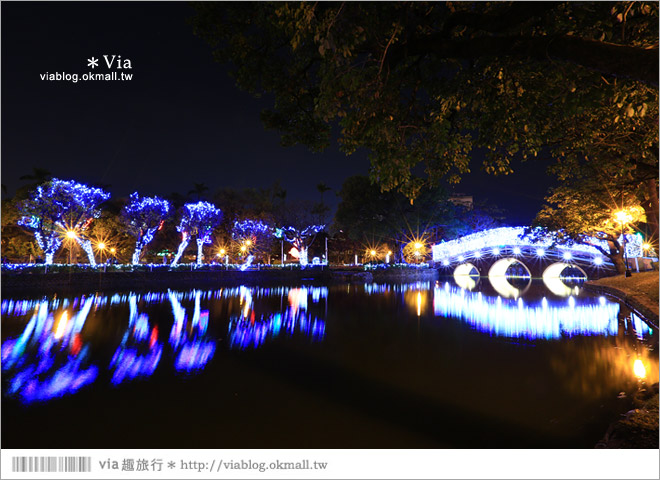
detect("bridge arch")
[488,257,532,278]
[541,262,588,297]
[453,263,480,290]
[487,258,532,298]
[542,262,588,280]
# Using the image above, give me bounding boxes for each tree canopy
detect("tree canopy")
[191,1,658,199]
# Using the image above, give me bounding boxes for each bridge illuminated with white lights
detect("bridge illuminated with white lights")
[431,227,646,282]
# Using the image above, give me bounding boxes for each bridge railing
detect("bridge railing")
[430,226,647,268]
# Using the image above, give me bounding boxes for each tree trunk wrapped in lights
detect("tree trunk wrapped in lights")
[17,179,110,265]
[231,218,273,268]
[171,201,223,267]
[122,192,171,265]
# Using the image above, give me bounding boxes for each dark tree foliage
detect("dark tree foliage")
[334,175,499,250]
[190,1,658,203]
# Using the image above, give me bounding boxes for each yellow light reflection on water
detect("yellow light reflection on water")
[417,291,422,317]
[54,311,68,339]
[633,359,647,379]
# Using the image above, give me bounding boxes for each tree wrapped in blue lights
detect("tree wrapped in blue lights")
[231,218,273,264]
[171,201,223,266]
[274,224,325,266]
[121,192,171,265]
[17,179,110,265]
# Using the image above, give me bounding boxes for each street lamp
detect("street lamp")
[615,209,633,277]
[66,230,77,264]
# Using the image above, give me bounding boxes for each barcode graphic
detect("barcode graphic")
[11,456,92,473]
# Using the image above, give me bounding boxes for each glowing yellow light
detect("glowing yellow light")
[614,210,632,224]
[97,242,106,250]
[240,245,247,252]
[414,242,422,250]
[642,243,651,250]
[370,250,377,256]
[387,251,392,255]
[66,230,77,239]
[633,359,646,379]
[54,311,68,339]
[110,247,116,254]
[219,248,226,256]
[246,240,252,246]
[416,291,422,316]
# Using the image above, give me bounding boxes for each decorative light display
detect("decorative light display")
[17,179,110,265]
[432,282,629,340]
[232,219,273,266]
[109,295,162,385]
[228,286,326,349]
[273,224,325,266]
[171,201,223,266]
[1,297,98,404]
[122,192,171,265]
[432,226,648,267]
[168,290,215,372]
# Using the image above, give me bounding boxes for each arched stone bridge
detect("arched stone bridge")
[431,227,636,280]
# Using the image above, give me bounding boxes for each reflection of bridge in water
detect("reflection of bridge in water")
[431,227,649,281]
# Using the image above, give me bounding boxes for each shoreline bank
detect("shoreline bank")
[0,266,439,296]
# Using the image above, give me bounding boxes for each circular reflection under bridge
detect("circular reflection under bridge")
[453,263,480,290]
[488,258,532,298]
[542,262,588,297]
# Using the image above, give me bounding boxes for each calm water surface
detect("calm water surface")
[2,278,657,448]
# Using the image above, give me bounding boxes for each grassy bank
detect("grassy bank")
[588,271,659,449]
[586,271,659,325]
[597,385,659,449]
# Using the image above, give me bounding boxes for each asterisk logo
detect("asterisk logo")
[87,57,98,68]
[167,462,176,469]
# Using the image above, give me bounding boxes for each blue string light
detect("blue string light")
[17,179,110,265]
[122,192,171,265]
[171,201,223,266]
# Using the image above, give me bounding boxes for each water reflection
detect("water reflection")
[1,298,98,404]
[169,290,216,373]
[432,282,640,340]
[2,286,329,403]
[109,295,163,385]
[2,282,655,412]
[228,287,326,349]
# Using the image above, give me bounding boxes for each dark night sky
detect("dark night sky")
[1,1,555,225]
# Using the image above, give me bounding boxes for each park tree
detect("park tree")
[335,175,481,252]
[1,199,41,263]
[171,201,223,266]
[533,175,646,273]
[231,218,274,264]
[191,1,658,231]
[274,201,325,266]
[16,179,110,265]
[121,192,172,265]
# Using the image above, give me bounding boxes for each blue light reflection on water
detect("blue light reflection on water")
[362,281,651,340]
[1,282,651,405]
[169,290,216,373]
[1,297,98,404]
[2,286,329,403]
[228,287,327,350]
[109,293,164,385]
[432,282,627,339]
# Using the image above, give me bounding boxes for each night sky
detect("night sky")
[1,1,555,225]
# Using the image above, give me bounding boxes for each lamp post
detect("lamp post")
[615,210,633,277]
[66,230,77,264]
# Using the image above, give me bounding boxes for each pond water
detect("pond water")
[2,278,657,448]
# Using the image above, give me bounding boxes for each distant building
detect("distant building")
[448,193,473,209]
